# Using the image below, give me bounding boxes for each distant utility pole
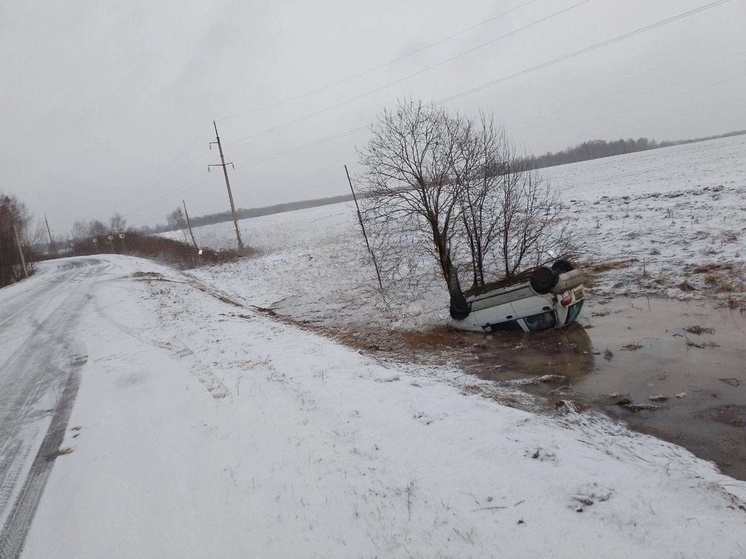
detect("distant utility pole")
[44,214,56,256]
[13,225,29,279]
[183,199,198,250]
[345,165,383,292]
[209,121,244,251]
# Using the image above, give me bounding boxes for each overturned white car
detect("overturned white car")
[449,260,585,333]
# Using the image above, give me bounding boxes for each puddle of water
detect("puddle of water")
[576,296,746,480]
[449,296,746,480]
[283,295,746,480]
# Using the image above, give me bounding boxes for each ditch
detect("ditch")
[312,295,745,481]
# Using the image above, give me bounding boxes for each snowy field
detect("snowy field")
[11,135,746,558]
[185,134,746,331]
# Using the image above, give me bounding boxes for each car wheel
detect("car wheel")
[551,259,575,274]
[530,266,558,294]
[449,292,471,320]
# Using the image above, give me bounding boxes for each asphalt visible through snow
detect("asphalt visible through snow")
[0,259,103,559]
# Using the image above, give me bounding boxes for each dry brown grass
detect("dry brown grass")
[61,233,246,269]
[461,384,524,408]
[582,274,599,288]
[585,259,636,274]
[684,325,715,335]
[677,280,697,292]
[691,263,735,274]
[685,338,719,349]
[400,326,486,351]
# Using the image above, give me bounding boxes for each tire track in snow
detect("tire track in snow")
[0,259,101,558]
[94,273,232,399]
[0,353,86,559]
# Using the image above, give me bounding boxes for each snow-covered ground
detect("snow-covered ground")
[543,134,746,299]
[10,135,746,557]
[18,256,746,558]
[185,134,746,332]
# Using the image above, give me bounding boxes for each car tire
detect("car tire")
[449,291,471,320]
[530,266,558,294]
[551,259,575,274]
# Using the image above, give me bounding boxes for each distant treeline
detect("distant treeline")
[520,129,746,170]
[145,128,746,235]
[144,193,355,234]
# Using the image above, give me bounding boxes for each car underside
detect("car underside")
[449,261,586,333]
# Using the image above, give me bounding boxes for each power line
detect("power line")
[235,127,367,169]
[525,71,746,142]
[439,0,732,103]
[510,52,746,134]
[229,1,734,169]
[227,0,590,147]
[216,0,540,122]
[127,174,217,216]
[122,0,736,220]
[123,149,212,204]
[139,134,204,190]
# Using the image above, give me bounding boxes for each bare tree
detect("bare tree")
[166,207,189,243]
[89,219,107,237]
[358,99,469,317]
[495,158,567,280]
[71,220,90,240]
[0,193,36,287]
[451,113,505,290]
[166,207,185,229]
[457,120,573,287]
[109,212,127,233]
[358,99,577,317]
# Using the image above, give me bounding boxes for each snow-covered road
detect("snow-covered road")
[1,255,744,558]
[0,259,102,557]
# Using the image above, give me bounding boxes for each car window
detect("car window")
[523,311,557,332]
[565,301,584,325]
[489,319,524,332]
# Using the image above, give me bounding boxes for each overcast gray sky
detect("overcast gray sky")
[2,0,744,234]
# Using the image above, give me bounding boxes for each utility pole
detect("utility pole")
[345,165,384,293]
[209,121,244,251]
[13,225,29,279]
[44,214,56,257]
[183,200,199,250]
